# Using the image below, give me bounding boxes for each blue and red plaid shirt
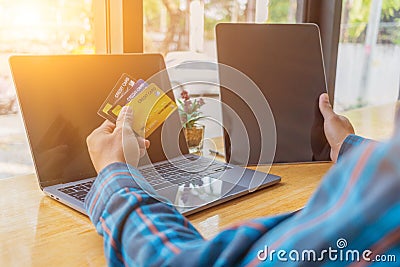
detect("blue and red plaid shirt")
[85,134,400,266]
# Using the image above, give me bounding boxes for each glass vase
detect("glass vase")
[184,124,205,154]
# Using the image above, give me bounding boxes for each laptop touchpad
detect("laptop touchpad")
[156,177,246,210]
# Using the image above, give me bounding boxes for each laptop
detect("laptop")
[9,54,281,216]
[216,23,331,165]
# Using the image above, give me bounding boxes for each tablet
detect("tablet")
[216,23,331,164]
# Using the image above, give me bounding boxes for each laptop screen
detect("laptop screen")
[10,54,188,187]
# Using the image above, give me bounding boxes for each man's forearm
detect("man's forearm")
[84,163,204,266]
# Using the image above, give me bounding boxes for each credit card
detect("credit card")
[126,83,177,137]
[108,79,149,122]
[98,73,136,122]
[98,74,177,138]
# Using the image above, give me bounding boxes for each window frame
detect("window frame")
[94,0,143,53]
[301,0,343,105]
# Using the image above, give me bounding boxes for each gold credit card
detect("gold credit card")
[126,83,177,138]
[109,79,149,121]
[98,74,177,138]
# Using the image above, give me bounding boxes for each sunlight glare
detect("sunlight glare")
[13,5,42,27]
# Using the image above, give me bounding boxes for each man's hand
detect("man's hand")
[87,106,150,173]
[319,93,355,162]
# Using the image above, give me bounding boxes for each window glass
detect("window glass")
[144,0,302,145]
[144,0,301,57]
[335,0,400,112]
[0,0,95,178]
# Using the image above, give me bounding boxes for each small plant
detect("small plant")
[177,90,206,129]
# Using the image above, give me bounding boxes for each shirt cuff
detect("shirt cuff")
[338,134,369,160]
[84,162,144,223]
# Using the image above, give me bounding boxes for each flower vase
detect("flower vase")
[184,124,205,153]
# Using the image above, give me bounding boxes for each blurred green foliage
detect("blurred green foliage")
[343,0,400,44]
[267,0,291,22]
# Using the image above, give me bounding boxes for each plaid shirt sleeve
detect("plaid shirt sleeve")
[85,134,400,266]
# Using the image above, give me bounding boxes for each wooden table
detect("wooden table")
[0,102,397,266]
[340,101,398,141]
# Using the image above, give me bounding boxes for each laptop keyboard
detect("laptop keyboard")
[58,180,94,202]
[140,157,231,190]
[58,157,231,201]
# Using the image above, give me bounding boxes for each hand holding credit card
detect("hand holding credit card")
[98,73,177,138]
